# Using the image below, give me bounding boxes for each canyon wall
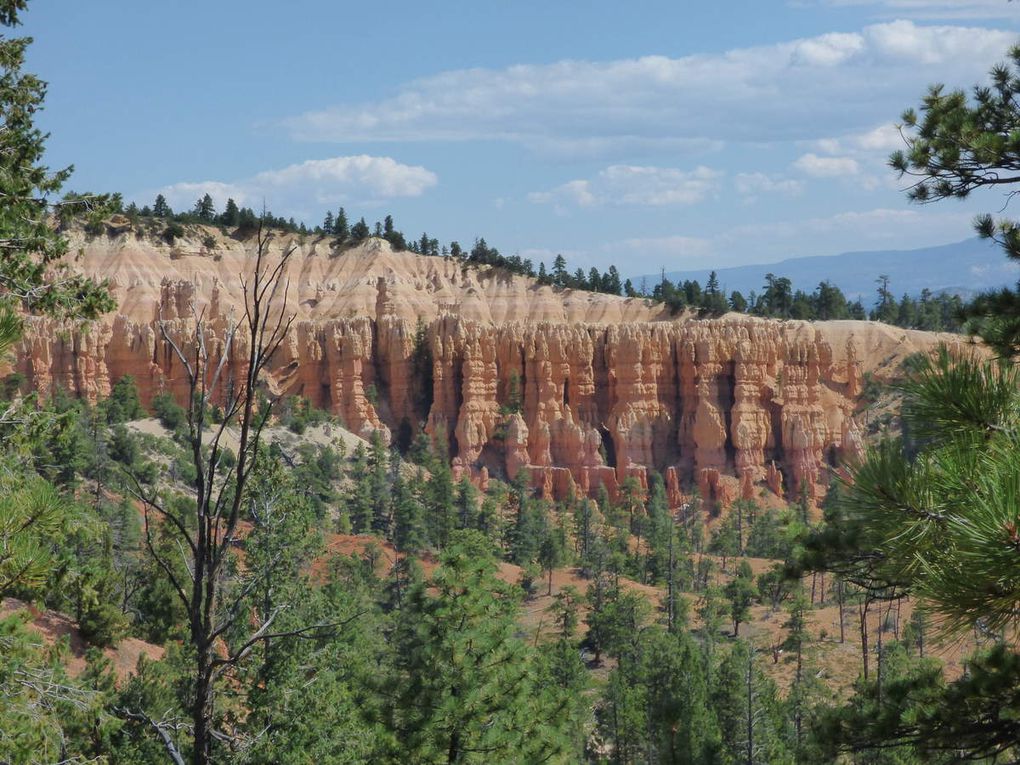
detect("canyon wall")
[11,226,960,505]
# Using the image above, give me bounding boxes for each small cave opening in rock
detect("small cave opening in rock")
[448,358,465,458]
[598,425,617,469]
[768,400,784,464]
[721,364,738,469]
[563,378,570,408]
[826,444,839,467]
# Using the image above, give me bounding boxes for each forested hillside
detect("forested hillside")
[3,2,1020,764]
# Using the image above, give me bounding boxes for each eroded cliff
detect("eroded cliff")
[13,226,962,505]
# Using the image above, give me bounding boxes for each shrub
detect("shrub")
[162,222,184,243]
[79,603,127,648]
[152,392,186,431]
[104,375,145,423]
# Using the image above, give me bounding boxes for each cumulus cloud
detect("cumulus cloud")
[793,153,861,177]
[283,21,1013,155]
[154,155,437,215]
[528,165,720,209]
[734,172,804,198]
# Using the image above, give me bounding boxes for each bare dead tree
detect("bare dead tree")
[127,219,337,765]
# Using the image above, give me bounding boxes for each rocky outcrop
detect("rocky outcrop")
[11,228,961,506]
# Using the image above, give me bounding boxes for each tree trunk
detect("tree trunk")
[858,596,870,681]
[745,653,754,765]
[192,648,213,765]
[447,729,461,764]
[837,579,845,644]
[794,637,803,756]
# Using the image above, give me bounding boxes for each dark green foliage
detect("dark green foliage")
[278,395,329,434]
[220,197,239,226]
[424,449,456,548]
[369,430,391,535]
[350,216,370,242]
[103,375,144,424]
[712,641,792,765]
[192,193,215,221]
[289,441,343,520]
[381,537,579,763]
[890,44,1020,354]
[0,5,112,320]
[151,193,170,217]
[597,626,723,764]
[346,443,373,534]
[161,221,184,243]
[724,560,756,636]
[410,317,434,419]
[815,642,1020,762]
[333,206,350,241]
[392,472,426,553]
[151,391,186,431]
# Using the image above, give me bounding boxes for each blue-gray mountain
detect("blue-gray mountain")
[633,239,1018,304]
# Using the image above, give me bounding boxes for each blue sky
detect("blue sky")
[20,0,1020,276]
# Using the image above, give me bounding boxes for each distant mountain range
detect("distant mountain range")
[632,238,1019,303]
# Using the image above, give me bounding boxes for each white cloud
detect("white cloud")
[802,1,1020,20]
[793,153,862,177]
[529,165,720,209]
[849,122,904,152]
[283,21,1013,155]
[791,32,866,66]
[734,172,804,197]
[155,181,250,209]
[154,155,437,215]
[252,156,437,199]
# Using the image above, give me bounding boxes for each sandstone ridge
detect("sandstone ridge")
[14,227,964,505]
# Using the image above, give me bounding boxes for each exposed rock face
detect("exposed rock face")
[12,228,960,505]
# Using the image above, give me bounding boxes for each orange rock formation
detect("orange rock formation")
[12,226,960,505]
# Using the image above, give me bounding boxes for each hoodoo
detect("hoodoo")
[12,227,960,504]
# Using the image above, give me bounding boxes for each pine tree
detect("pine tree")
[712,641,791,765]
[552,254,568,287]
[334,207,350,241]
[0,6,112,321]
[537,261,550,285]
[392,472,426,553]
[152,194,170,217]
[783,590,810,757]
[383,539,576,763]
[322,210,334,234]
[605,265,623,295]
[871,274,898,323]
[346,444,373,534]
[644,629,723,763]
[455,477,478,530]
[724,560,756,636]
[368,430,390,535]
[424,453,455,548]
[350,217,370,243]
[220,198,239,227]
[193,193,215,221]
[538,525,565,595]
